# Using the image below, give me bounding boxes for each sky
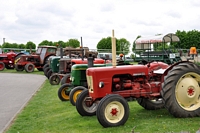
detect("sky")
[0,0,200,51]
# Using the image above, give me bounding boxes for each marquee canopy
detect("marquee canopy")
[135,33,180,44]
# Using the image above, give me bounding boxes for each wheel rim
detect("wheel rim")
[61,87,69,100]
[105,101,124,123]
[82,98,97,113]
[52,75,59,84]
[28,65,33,71]
[176,72,200,111]
[73,90,83,103]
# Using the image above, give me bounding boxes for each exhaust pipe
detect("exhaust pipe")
[112,30,116,67]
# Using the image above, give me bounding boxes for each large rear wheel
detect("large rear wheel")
[76,89,97,116]
[0,62,5,71]
[69,86,87,106]
[161,62,200,117]
[58,83,72,101]
[96,94,129,127]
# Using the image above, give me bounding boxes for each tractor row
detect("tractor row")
[0,50,25,71]
[57,32,200,128]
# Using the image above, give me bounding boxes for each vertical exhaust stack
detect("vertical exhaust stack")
[60,44,63,58]
[112,30,116,67]
[81,37,84,61]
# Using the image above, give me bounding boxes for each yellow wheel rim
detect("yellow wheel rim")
[61,88,69,100]
[73,90,83,103]
[105,101,124,123]
[176,72,200,111]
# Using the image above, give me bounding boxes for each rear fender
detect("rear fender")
[161,61,190,82]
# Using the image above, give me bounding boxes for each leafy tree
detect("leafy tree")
[97,37,112,50]
[38,40,53,46]
[26,41,36,53]
[97,37,130,54]
[66,39,80,48]
[175,29,200,49]
[2,42,12,48]
[18,44,26,49]
[11,43,18,48]
[117,38,130,55]
[57,40,67,48]
[132,35,141,53]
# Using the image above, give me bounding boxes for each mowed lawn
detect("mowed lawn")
[2,71,200,133]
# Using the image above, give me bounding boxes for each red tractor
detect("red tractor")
[0,50,24,71]
[15,46,57,72]
[75,32,200,127]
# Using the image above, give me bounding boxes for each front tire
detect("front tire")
[60,74,71,85]
[58,83,72,101]
[25,63,35,73]
[76,89,97,116]
[0,62,5,71]
[161,62,200,118]
[69,86,87,106]
[96,94,129,127]
[49,74,60,85]
[15,64,24,71]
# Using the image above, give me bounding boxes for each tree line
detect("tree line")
[1,30,200,54]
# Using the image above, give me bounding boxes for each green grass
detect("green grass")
[3,69,200,133]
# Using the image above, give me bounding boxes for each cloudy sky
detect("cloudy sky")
[0,0,200,50]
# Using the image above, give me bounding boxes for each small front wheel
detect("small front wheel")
[58,83,72,101]
[76,89,97,116]
[60,74,71,85]
[25,63,35,73]
[96,94,129,128]
[0,62,5,71]
[49,74,60,85]
[69,86,87,106]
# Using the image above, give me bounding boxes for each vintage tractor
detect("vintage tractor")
[58,56,131,105]
[57,63,111,104]
[0,50,24,71]
[50,57,107,85]
[15,46,57,72]
[48,49,106,85]
[75,31,200,128]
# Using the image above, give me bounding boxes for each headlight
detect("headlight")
[70,77,74,82]
[99,82,104,88]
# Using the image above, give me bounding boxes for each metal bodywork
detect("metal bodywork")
[86,61,169,100]
[0,51,17,70]
[15,46,57,71]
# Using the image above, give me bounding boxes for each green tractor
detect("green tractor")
[58,63,111,105]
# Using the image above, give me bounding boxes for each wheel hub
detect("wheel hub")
[105,101,124,123]
[187,87,195,96]
[176,75,200,111]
